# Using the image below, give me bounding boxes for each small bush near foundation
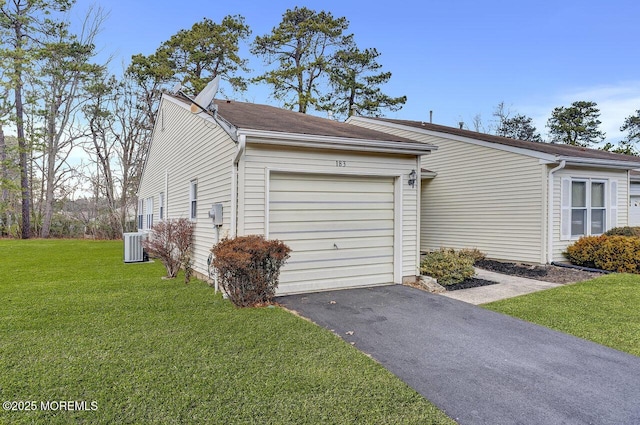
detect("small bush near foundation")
[564,235,608,269]
[458,248,486,264]
[605,226,640,237]
[420,248,475,286]
[593,236,640,273]
[142,218,194,283]
[212,235,291,307]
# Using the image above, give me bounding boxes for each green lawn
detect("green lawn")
[0,239,454,424]
[484,273,640,357]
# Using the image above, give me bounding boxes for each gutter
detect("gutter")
[547,160,566,264]
[231,134,246,238]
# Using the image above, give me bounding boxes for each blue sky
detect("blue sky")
[72,0,640,143]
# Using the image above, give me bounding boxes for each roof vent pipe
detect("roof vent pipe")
[429,110,433,124]
[459,121,464,130]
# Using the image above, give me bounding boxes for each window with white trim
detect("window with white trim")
[159,192,164,220]
[190,180,198,220]
[137,198,144,230]
[562,178,618,241]
[146,197,154,229]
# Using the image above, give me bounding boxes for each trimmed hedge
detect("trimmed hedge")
[565,234,640,273]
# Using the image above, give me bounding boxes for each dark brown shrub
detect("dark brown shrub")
[142,218,194,283]
[593,236,640,273]
[564,235,607,269]
[604,226,640,237]
[212,235,291,307]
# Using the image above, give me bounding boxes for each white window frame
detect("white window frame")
[159,192,165,220]
[137,198,144,230]
[146,197,154,230]
[563,178,609,239]
[190,180,198,220]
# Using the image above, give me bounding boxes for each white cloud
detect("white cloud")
[525,81,640,143]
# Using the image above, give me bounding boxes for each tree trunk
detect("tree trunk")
[0,125,7,236]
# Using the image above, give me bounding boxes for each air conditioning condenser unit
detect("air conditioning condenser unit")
[123,232,148,263]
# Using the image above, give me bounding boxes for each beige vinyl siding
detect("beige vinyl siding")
[421,141,544,263]
[240,144,419,281]
[137,97,236,277]
[552,167,629,261]
[349,119,546,264]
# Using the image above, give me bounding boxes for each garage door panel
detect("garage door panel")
[270,209,393,223]
[269,172,395,294]
[270,201,392,211]
[270,220,393,235]
[271,176,392,192]
[286,246,393,265]
[280,263,393,284]
[270,227,394,242]
[279,273,394,294]
[270,191,393,204]
[283,236,394,252]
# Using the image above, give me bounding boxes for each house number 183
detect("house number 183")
[335,160,347,167]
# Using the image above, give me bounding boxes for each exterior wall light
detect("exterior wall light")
[408,169,417,188]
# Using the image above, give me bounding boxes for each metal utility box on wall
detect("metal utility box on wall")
[123,232,148,263]
[208,203,223,226]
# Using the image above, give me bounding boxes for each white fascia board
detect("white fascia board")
[237,128,436,156]
[558,157,640,170]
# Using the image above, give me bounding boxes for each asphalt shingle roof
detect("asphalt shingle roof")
[373,118,640,165]
[168,94,419,144]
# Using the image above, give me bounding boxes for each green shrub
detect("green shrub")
[564,235,607,269]
[604,226,640,237]
[420,248,475,286]
[458,248,486,264]
[212,235,291,307]
[593,236,640,273]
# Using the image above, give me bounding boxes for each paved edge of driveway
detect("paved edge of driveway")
[278,285,640,425]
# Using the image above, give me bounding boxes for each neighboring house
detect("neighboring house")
[137,94,435,294]
[631,171,640,226]
[347,116,640,264]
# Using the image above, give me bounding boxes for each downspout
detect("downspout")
[547,160,566,264]
[231,133,246,238]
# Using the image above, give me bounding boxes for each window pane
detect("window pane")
[591,182,605,208]
[571,209,586,236]
[591,209,605,234]
[572,181,586,207]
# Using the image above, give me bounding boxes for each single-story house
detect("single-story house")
[136,94,435,294]
[347,116,640,264]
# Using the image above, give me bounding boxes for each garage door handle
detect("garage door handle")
[334,243,339,250]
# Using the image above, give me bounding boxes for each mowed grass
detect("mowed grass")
[484,273,640,357]
[0,239,454,424]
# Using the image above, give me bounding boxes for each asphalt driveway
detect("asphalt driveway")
[277,285,640,425]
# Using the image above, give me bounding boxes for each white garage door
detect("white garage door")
[269,172,396,294]
[630,196,640,226]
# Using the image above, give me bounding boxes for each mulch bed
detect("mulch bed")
[443,277,499,291]
[475,259,604,284]
[443,259,605,291]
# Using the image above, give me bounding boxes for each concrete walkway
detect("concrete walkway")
[440,268,564,304]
